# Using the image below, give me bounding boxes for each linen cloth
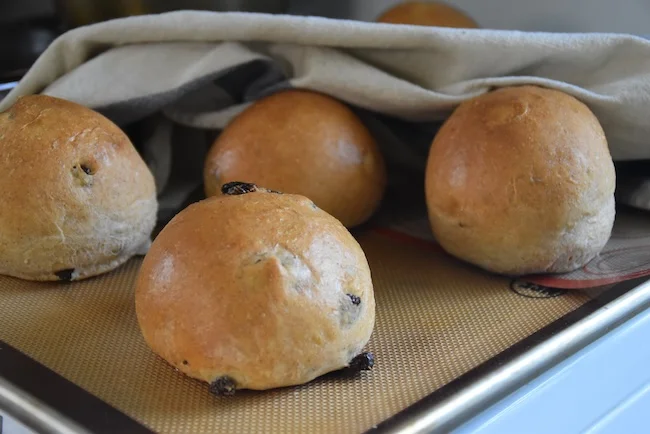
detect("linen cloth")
[2,11,649,214]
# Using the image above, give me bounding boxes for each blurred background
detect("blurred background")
[1,0,650,90]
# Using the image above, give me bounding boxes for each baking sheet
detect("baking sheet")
[0,228,592,434]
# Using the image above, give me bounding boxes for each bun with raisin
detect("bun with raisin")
[203,89,387,228]
[135,182,376,394]
[0,95,157,281]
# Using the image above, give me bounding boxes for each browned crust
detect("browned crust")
[0,95,157,281]
[135,187,375,391]
[203,89,387,228]
[425,85,615,275]
[376,1,479,28]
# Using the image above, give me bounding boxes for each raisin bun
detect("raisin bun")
[135,182,376,394]
[425,86,616,276]
[0,95,157,281]
[203,89,387,228]
[376,1,479,28]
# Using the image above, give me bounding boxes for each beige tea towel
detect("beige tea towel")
[2,11,650,216]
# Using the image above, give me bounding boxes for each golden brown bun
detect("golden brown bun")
[0,95,158,281]
[425,86,616,275]
[376,1,479,28]
[135,183,376,393]
[203,89,387,228]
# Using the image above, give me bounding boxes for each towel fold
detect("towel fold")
[2,11,649,215]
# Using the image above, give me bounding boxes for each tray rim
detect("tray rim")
[0,342,152,434]
[369,275,650,434]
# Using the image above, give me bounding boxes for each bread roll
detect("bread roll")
[135,182,375,394]
[425,86,616,275]
[376,1,479,28]
[203,89,387,228]
[0,95,157,281]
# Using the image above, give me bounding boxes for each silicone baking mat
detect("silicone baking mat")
[0,228,592,434]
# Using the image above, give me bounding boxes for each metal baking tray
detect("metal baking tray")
[2,78,650,434]
[0,231,649,434]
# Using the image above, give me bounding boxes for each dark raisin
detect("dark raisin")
[458,222,466,228]
[347,294,361,305]
[209,376,237,396]
[349,352,374,372]
[340,293,362,328]
[221,182,259,195]
[54,268,75,281]
[334,352,375,377]
[71,164,93,187]
[182,360,188,365]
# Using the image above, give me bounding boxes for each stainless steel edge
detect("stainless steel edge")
[382,279,650,434]
[0,376,91,434]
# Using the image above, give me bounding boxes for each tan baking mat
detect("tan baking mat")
[0,229,590,434]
